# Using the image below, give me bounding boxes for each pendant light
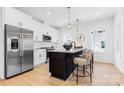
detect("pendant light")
[67,7,71,29]
[76,18,85,47]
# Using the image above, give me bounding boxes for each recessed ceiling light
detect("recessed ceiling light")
[97,12,101,16]
[46,11,50,15]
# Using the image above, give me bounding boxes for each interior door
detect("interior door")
[21,28,33,72]
[5,24,21,78]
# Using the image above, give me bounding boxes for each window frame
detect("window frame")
[90,29,107,53]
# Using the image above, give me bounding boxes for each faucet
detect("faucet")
[70,41,76,49]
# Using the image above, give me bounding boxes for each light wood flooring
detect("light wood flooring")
[0,62,124,86]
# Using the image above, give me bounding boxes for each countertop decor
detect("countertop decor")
[63,44,72,51]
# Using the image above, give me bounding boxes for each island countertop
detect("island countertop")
[48,48,85,53]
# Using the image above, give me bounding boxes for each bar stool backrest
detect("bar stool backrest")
[82,49,93,61]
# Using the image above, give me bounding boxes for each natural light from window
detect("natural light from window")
[90,30,106,53]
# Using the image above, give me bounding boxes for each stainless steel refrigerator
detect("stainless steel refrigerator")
[5,24,33,78]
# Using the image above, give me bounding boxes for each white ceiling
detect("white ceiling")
[15,7,118,28]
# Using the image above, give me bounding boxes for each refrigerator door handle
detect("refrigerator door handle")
[21,32,24,56]
[20,34,22,56]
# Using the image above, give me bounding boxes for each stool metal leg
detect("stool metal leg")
[91,61,93,73]
[76,64,79,85]
[83,65,85,76]
[72,63,75,76]
[90,60,92,83]
[92,53,94,73]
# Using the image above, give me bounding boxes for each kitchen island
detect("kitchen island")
[48,48,84,80]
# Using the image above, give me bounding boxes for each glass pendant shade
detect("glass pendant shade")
[67,23,71,28]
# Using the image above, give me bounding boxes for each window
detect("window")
[90,30,106,52]
[63,32,73,43]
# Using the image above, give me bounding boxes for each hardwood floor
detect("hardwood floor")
[0,62,124,86]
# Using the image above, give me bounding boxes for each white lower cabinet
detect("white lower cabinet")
[34,49,46,66]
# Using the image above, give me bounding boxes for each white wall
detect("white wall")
[58,17,115,64]
[0,8,5,79]
[114,8,124,73]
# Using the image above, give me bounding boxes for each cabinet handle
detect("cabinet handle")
[39,54,42,57]
[21,22,22,26]
[36,37,38,40]
[19,21,20,26]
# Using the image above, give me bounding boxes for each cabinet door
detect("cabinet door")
[4,8,21,27]
[50,28,58,42]
[38,51,42,64]
[32,20,38,41]
[42,49,46,62]
[53,30,58,42]
[21,13,33,30]
[34,50,39,66]
[32,20,42,41]
[42,25,51,36]
[38,49,45,64]
[5,8,33,30]
[55,30,58,42]
[34,49,44,66]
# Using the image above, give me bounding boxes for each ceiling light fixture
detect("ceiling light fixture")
[67,7,71,29]
[97,12,100,16]
[46,11,50,15]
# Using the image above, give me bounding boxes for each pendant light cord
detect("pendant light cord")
[67,7,71,28]
[76,19,79,32]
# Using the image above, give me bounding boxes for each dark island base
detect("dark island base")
[51,63,77,80]
[49,50,82,80]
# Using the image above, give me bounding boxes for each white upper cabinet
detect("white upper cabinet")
[21,12,33,30]
[4,8,33,30]
[41,25,50,35]
[4,8,58,42]
[42,25,58,42]
[32,20,43,41]
[4,7,21,28]
[50,28,58,42]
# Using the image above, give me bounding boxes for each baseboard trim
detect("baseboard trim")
[115,63,124,74]
[34,62,47,68]
[94,60,114,65]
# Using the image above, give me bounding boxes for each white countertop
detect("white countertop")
[48,48,85,53]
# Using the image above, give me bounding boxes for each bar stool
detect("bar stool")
[87,50,94,73]
[73,51,92,84]
[80,49,94,73]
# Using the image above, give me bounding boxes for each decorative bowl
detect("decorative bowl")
[63,44,72,51]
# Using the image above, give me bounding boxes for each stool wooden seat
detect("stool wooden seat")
[74,58,88,66]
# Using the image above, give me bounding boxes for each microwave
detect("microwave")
[43,34,52,42]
